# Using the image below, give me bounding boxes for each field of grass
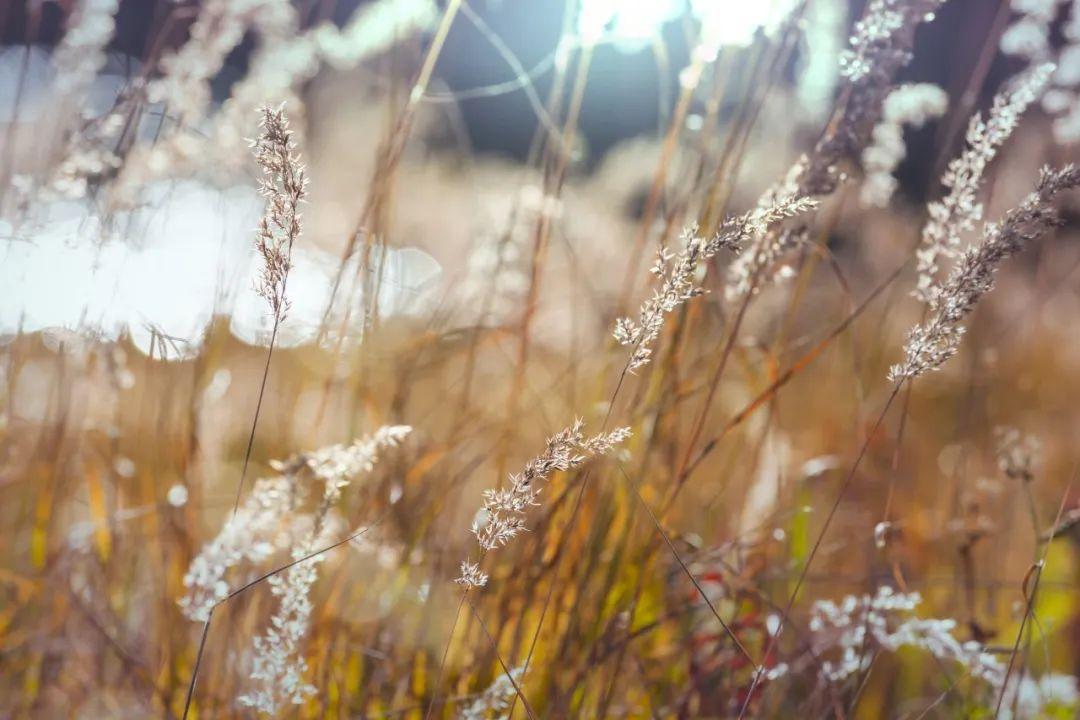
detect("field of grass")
[2,1,1080,718]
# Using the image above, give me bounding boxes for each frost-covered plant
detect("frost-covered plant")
[860,83,948,207]
[456,420,630,588]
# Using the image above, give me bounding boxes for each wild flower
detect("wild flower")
[808,586,1004,685]
[914,64,1053,302]
[995,426,1041,482]
[251,105,308,322]
[891,164,1080,381]
[236,425,410,714]
[179,475,302,622]
[808,586,1079,717]
[459,666,526,720]
[860,83,948,207]
[618,193,817,371]
[456,420,630,587]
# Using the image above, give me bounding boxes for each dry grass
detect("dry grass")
[2,1,1080,718]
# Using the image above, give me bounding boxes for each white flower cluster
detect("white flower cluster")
[1001,0,1067,62]
[178,426,410,713]
[809,586,1079,717]
[456,420,630,588]
[914,64,1053,303]
[860,84,948,207]
[459,666,526,720]
[179,476,300,622]
[300,425,412,506]
[809,586,1001,684]
[51,0,119,97]
[238,517,337,714]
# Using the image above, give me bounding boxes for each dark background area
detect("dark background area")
[0,0,1018,195]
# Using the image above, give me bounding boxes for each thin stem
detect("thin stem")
[738,381,904,719]
[180,516,388,718]
[464,594,538,720]
[616,462,755,665]
[230,312,281,516]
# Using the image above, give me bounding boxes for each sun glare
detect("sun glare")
[577,0,799,55]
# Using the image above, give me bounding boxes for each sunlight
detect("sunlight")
[577,0,799,55]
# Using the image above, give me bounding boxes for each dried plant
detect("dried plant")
[251,104,308,322]
[8,2,1080,719]
[456,420,630,588]
[458,666,526,720]
[233,426,410,714]
[892,164,1080,381]
[617,194,816,371]
[914,64,1053,302]
[723,163,820,301]
[995,426,1042,482]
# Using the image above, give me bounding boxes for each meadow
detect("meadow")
[2,0,1080,717]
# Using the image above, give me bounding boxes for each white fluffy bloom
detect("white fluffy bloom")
[177,426,411,713]
[459,666,526,719]
[52,0,119,97]
[179,475,299,622]
[860,83,948,207]
[809,586,1004,685]
[1038,1,1080,144]
[236,425,410,714]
